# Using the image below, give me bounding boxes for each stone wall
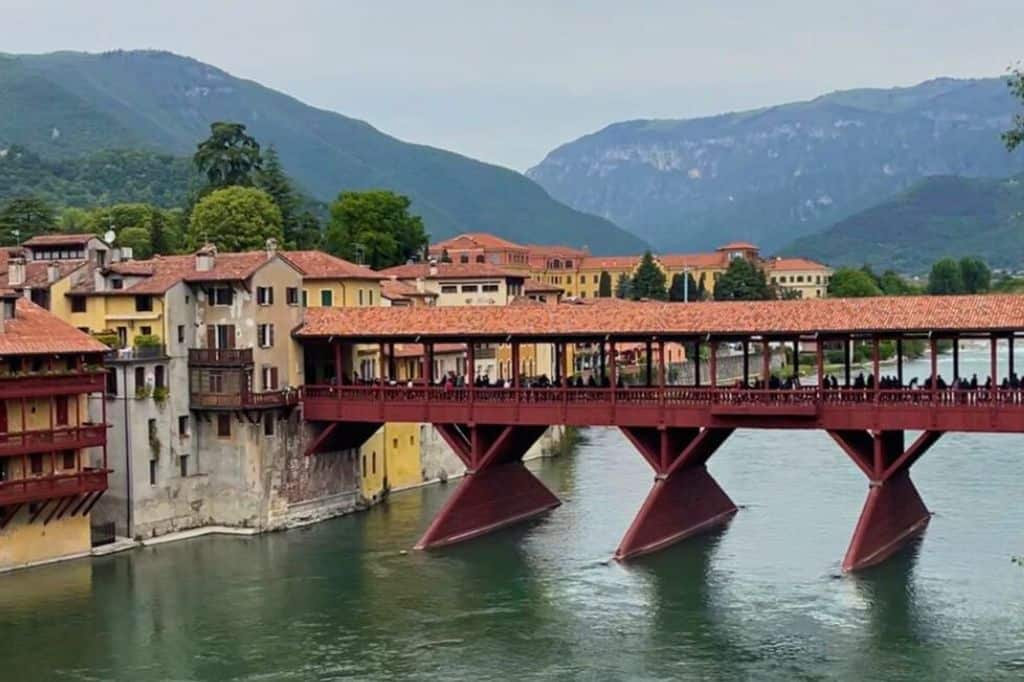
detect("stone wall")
[418,424,566,485]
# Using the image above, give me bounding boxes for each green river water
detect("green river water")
[0,350,1022,680]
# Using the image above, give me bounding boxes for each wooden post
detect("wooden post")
[762,339,771,382]
[872,336,880,389]
[952,337,960,382]
[333,340,343,385]
[645,339,653,387]
[658,340,666,388]
[793,339,800,378]
[742,340,749,385]
[610,340,618,394]
[709,339,717,388]
[599,340,606,384]
[896,337,904,387]
[844,338,852,387]
[929,336,938,398]
[511,341,520,387]
[692,341,701,387]
[991,335,999,388]
[1010,336,1016,378]
[426,342,435,385]
[468,342,476,399]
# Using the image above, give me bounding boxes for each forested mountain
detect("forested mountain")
[0,50,647,254]
[528,78,1024,252]
[780,175,1024,274]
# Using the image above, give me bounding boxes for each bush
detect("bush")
[134,334,162,349]
[93,329,121,349]
[135,384,152,400]
[152,385,169,405]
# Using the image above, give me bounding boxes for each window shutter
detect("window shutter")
[270,367,279,389]
[268,287,274,305]
[269,325,275,347]
[226,325,236,349]
[206,325,215,348]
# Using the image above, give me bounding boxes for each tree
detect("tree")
[0,196,56,244]
[827,267,883,297]
[959,256,991,294]
[877,269,917,295]
[117,227,154,259]
[614,273,633,299]
[1004,65,1024,152]
[255,145,303,247]
[439,248,453,264]
[84,203,180,255]
[323,191,428,269]
[713,258,773,300]
[187,187,283,252]
[292,210,323,250]
[598,270,612,298]
[927,258,965,295]
[193,122,262,190]
[631,251,667,300]
[668,272,700,302]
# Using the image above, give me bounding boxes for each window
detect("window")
[78,327,90,334]
[148,419,157,447]
[62,450,76,470]
[567,276,573,283]
[593,275,598,284]
[135,367,145,393]
[208,371,224,393]
[258,324,275,348]
[372,451,377,475]
[154,365,165,389]
[106,368,118,396]
[482,284,499,293]
[475,255,485,263]
[117,327,128,347]
[362,455,367,477]
[368,290,374,306]
[0,459,7,482]
[149,460,157,485]
[55,396,69,426]
[797,276,804,283]
[256,286,274,305]
[217,414,231,437]
[320,290,333,307]
[211,286,234,306]
[263,413,275,436]
[179,455,189,477]
[111,279,124,290]
[461,285,478,293]
[392,437,398,449]
[459,255,469,263]
[30,454,43,475]
[140,326,152,336]
[286,287,299,305]
[302,289,308,307]
[177,325,185,343]
[261,366,279,390]
[178,415,190,437]
[135,295,153,312]
[70,296,87,313]
[209,324,235,349]
[440,285,457,294]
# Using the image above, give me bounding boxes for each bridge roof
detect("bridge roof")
[296,295,1024,342]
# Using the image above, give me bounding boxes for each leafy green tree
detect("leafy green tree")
[614,273,633,299]
[323,191,427,269]
[927,258,965,295]
[0,196,56,244]
[713,258,773,300]
[255,145,303,247]
[828,267,883,297]
[439,248,453,263]
[292,210,322,250]
[631,251,667,300]
[877,269,917,295]
[84,203,180,255]
[59,207,92,233]
[598,270,612,297]
[187,187,283,252]
[959,256,991,294]
[668,271,700,302]
[117,226,154,259]
[1005,65,1024,152]
[193,122,262,190]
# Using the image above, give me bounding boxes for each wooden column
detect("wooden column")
[952,337,960,382]
[991,335,999,387]
[645,339,653,387]
[599,340,606,383]
[692,341,701,387]
[872,336,880,388]
[426,342,435,384]
[929,337,938,397]
[709,340,718,388]
[511,341,520,387]
[792,339,800,378]
[610,340,618,390]
[658,340,666,388]
[761,339,771,382]
[896,338,904,387]
[333,340,343,384]
[387,342,396,380]
[1009,336,1016,378]
[844,338,852,387]
[742,340,750,385]
[467,342,475,398]
[816,339,824,388]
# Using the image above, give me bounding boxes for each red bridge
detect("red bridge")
[296,295,1024,571]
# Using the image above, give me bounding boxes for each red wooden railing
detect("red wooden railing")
[190,389,299,409]
[188,348,254,365]
[0,424,106,458]
[0,372,106,399]
[0,468,108,507]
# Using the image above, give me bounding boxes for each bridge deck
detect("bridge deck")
[302,385,1024,433]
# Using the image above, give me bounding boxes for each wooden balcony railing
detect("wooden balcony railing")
[188,348,254,365]
[0,468,109,507]
[190,389,298,410]
[0,371,106,399]
[0,424,106,458]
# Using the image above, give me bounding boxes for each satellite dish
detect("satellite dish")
[103,230,116,244]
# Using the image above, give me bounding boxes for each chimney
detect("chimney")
[47,261,60,283]
[93,268,106,293]
[196,243,217,272]
[415,277,425,293]
[265,237,278,258]
[7,257,25,287]
[428,257,438,277]
[0,292,16,332]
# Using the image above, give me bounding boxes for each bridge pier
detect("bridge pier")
[829,429,943,571]
[415,424,558,550]
[616,426,735,560]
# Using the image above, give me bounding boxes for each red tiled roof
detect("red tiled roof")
[83,251,294,295]
[281,250,384,280]
[381,279,436,301]
[296,295,1024,340]
[579,255,640,270]
[717,241,759,251]
[430,233,528,252]
[22,233,101,248]
[766,257,830,272]
[378,262,525,280]
[0,298,108,355]
[523,278,563,293]
[22,260,87,288]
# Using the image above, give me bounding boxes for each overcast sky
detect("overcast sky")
[4,1,1022,170]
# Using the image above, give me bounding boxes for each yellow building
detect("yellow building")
[0,294,109,572]
[281,250,384,308]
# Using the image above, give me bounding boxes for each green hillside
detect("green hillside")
[0,50,647,254]
[780,175,1024,273]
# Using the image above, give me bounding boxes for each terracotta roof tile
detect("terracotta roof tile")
[657,252,728,269]
[717,241,759,251]
[296,295,1024,340]
[281,250,384,280]
[22,260,87,288]
[523,278,563,293]
[0,298,108,355]
[381,279,436,301]
[579,255,641,270]
[378,262,525,280]
[431,233,528,252]
[22,233,102,247]
[766,257,831,272]
[85,251,294,295]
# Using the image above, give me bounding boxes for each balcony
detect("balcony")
[104,345,168,363]
[190,389,298,410]
[0,424,107,458]
[188,348,254,366]
[0,468,109,508]
[0,371,106,400]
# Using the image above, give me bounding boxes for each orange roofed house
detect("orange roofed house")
[0,293,109,572]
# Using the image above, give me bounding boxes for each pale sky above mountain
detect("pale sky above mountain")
[4,0,1022,171]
